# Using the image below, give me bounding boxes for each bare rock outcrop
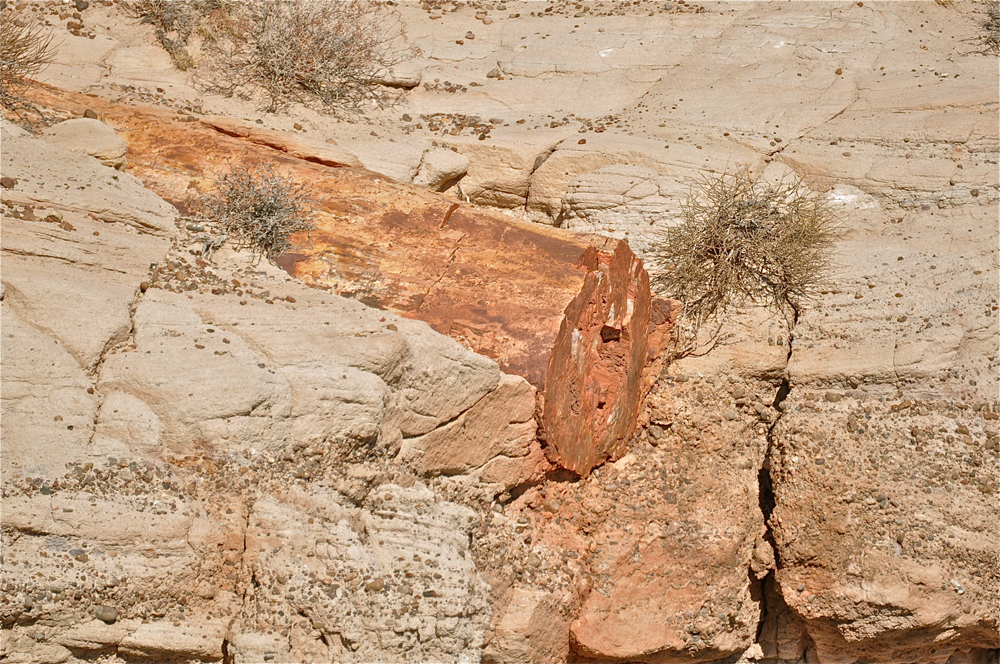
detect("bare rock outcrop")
[438,130,569,209]
[22,86,673,479]
[0,110,533,663]
[413,146,470,192]
[40,117,128,170]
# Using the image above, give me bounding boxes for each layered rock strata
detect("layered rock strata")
[23,85,676,477]
[0,117,521,662]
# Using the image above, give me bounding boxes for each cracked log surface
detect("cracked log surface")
[24,85,675,477]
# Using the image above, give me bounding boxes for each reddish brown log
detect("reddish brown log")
[25,86,676,476]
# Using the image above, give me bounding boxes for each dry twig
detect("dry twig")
[0,12,55,120]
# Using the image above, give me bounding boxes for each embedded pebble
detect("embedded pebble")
[94,605,118,623]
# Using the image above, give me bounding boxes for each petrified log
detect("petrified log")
[28,86,676,476]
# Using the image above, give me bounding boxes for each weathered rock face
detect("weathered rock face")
[0,115,529,663]
[437,131,568,210]
[764,199,1000,663]
[23,86,673,477]
[559,164,675,239]
[413,146,470,192]
[40,117,128,170]
[7,0,999,661]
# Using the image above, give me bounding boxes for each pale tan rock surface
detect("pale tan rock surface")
[413,145,471,192]
[40,118,128,170]
[4,0,999,662]
[0,117,543,664]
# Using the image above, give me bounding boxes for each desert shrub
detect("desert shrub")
[976,0,1000,55]
[201,0,410,114]
[648,168,838,329]
[203,160,314,263]
[119,0,230,70]
[0,12,55,114]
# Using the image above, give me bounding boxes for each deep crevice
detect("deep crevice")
[754,319,796,655]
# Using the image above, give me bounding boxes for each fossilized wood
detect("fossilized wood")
[26,85,676,475]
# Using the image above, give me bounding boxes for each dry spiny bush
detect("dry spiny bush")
[0,12,55,117]
[203,160,315,263]
[200,0,410,114]
[648,168,838,334]
[119,0,232,70]
[977,0,1000,55]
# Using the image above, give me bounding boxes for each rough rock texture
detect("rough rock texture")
[413,146,470,192]
[527,132,759,226]
[438,130,570,209]
[542,242,675,475]
[198,115,363,169]
[1,118,175,480]
[40,117,128,170]
[5,1,999,662]
[559,164,676,255]
[765,196,999,662]
[376,61,423,89]
[0,116,532,664]
[20,86,671,477]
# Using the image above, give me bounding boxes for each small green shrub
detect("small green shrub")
[649,168,838,327]
[203,161,314,263]
[0,12,55,115]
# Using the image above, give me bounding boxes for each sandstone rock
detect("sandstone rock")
[22,89,670,476]
[118,622,227,660]
[527,132,759,224]
[342,136,429,184]
[413,146,470,191]
[485,587,576,663]
[200,115,362,168]
[0,106,552,664]
[376,61,423,88]
[232,483,490,663]
[566,428,765,663]
[559,164,676,257]
[0,304,98,476]
[561,164,674,231]
[92,391,164,457]
[11,5,997,661]
[439,130,570,208]
[1,119,175,234]
[401,374,541,489]
[41,117,128,170]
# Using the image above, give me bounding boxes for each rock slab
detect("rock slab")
[28,87,675,476]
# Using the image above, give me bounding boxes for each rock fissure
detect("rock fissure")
[753,315,796,654]
[415,231,466,314]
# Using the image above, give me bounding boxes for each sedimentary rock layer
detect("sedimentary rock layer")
[26,85,675,476]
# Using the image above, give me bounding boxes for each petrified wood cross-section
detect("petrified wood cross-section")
[31,86,676,475]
